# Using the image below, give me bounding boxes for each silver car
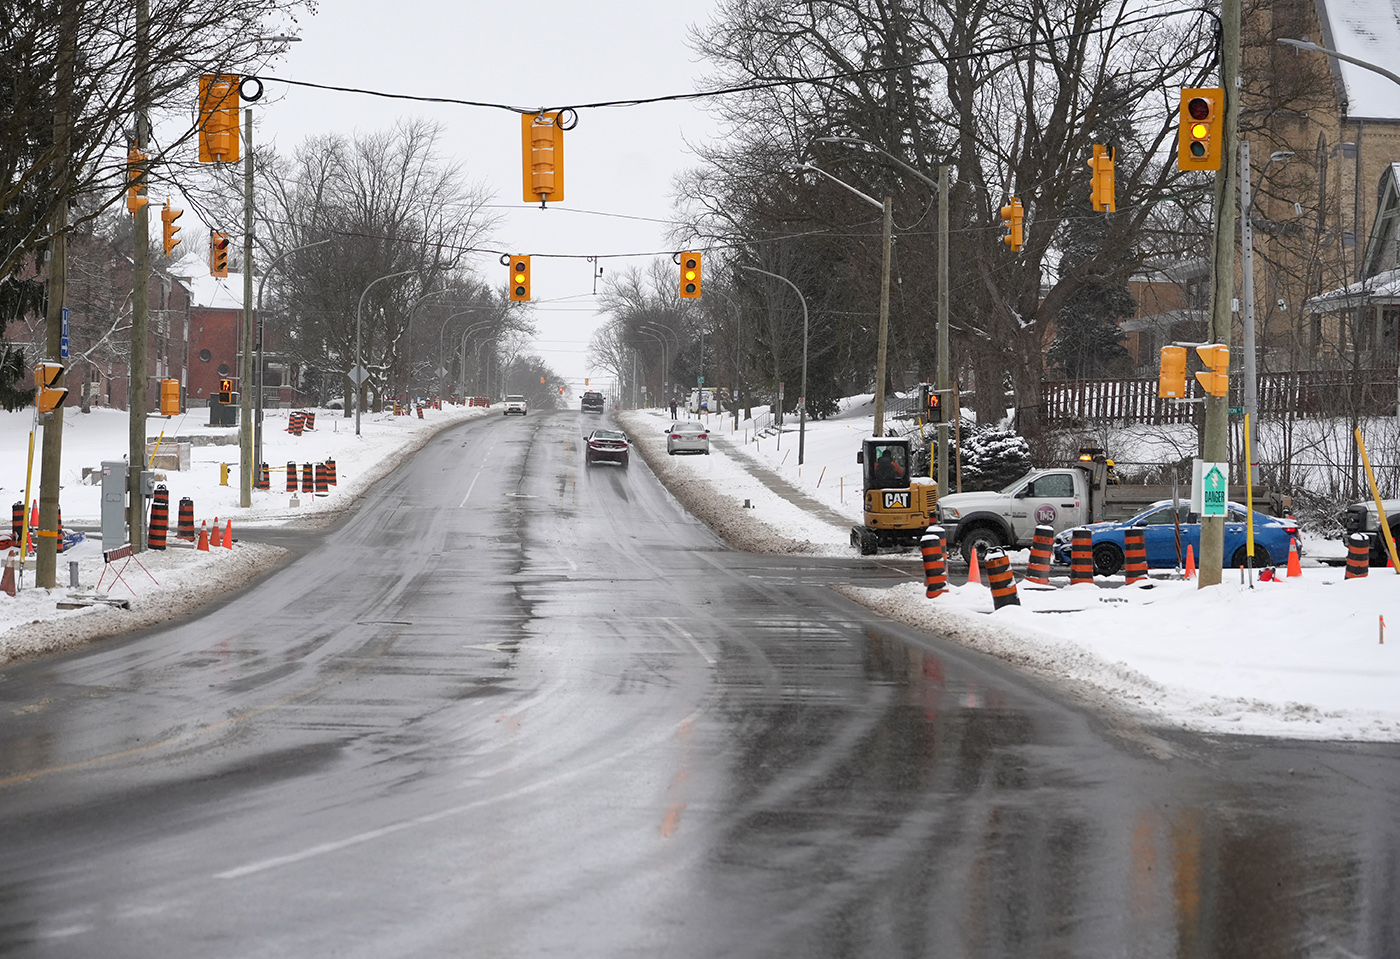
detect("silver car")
[666,421,710,455]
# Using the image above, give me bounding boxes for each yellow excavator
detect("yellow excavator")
[850,436,938,555]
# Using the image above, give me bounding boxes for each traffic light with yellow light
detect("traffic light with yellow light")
[1088,144,1115,212]
[679,252,702,298]
[522,112,564,205]
[999,198,1024,251]
[161,201,183,256]
[198,74,241,163]
[1195,344,1230,397]
[508,255,531,301]
[34,362,67,413]
[209,231,230,277]
[1158,346,1187,398]
[1178,88,1223,171]
[126,149,148,215]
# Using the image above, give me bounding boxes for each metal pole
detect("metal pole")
[737,266,808,464]
[938,166,950,496]
[239,105,255,508]
[1239,140,1259,485]
[874,196,893,436]
[354,269,416,435]
[254,238,331,471]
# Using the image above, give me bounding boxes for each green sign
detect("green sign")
[1202,463,1227,517]
[1228,406,1243,415]
[697,376,704,385]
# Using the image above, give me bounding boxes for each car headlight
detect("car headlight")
[940,506,960,520]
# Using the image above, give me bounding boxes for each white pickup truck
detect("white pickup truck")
[1339,497,1400,566]
[936,452,1292,562]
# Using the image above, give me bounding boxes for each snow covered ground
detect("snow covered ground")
[4,395,1397,743]
[622,399,1400,744]
[0,401,488,661]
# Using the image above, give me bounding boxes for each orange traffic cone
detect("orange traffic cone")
[1,549,16,597]
[1184,544,1196,579]
[29,500,37,534]
[1287,536,1302,577]
[967,547,981,585]
[196,522,210,551]
[222,519,232,549]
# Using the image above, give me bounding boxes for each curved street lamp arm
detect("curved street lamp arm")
[1277,38,1400,89]
[795,161,883,212]
[814,136,939,191]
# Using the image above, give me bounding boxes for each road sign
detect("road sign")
[1228,406,1243,415]
[437,366,448,379]
[60,308,69,359]
[1202,462,1227,517]
[347,365,370,387]
[697,376,704,385]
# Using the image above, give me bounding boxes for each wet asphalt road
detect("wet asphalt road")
[1,411,1398,958]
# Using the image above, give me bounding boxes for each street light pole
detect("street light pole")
[796,160,892,435]
[739,265,808,465]
[354,270,417,435]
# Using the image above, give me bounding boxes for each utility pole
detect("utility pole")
[873,196,893,436]
[937,166,950,495]
[1199,0,1240,588]
[127,0,151,552]
[37,3,80,587]
[239,105,255,507]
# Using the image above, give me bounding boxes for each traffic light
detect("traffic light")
[1195,344,1230,397]
[679,252,702,298]
[927,391,943,423]
[1088,144,1115,212]
[508,255,531,301]
[34,362,67,413]
[126,149,148,215]
[218,378,233,404]
[521,112,564,205]
[161,200,183,256]
[160,378,180,416]
[198,74,241,163]
[209,231,230,277]
[999,198,1023,251]
[1157,346,1187,398]
[1178,88,1223,172]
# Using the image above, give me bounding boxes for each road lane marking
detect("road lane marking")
[661,617,716,666]
[458,471,481,507]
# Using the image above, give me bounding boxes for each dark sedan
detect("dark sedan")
[1052,500,1299,576]
[584,429,630,467]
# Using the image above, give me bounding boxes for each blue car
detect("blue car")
[1052,500,1299,576]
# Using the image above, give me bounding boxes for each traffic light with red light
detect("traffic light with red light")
[161,201,183,256]
[1178,88,1223,171]
[508,256,531,301]
[34,362,67,413]
[198,74,241,163]
[1158,346,1187,398]
[999,198,1024,251]
[1088,144,1115,212]
[522,112,564,205]
[209,231,230,277]
[1195,344,1230,397]
[126,149,148,215]
[679,252,702,298]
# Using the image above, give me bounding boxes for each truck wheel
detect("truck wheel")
[960,527,1003,564]
[1372,526,1400,566]
[1093,542,1124,576]
[1231,545,1271,568]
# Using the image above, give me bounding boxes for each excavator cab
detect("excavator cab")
[850,437,939,555]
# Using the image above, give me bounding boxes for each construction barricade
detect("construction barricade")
[1124,528,1148,584]
[301,463,314,493]
[256,463,270,491]
[1070,528,1094,585]
[920,527,947,598]
[314,463,328,496]
[177,497,196,540]
[286,461,298,493]
[1025,524,1053,585]
[148,485,169,550]
[985,548,1020,608]
[303,411,316,431]
[287,411,306,436]
[325,458,337,487]
[1346,534,1369,579]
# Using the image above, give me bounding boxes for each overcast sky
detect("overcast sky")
[249,0,722,390]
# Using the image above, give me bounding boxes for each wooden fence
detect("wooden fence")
[1040,369,1400,427]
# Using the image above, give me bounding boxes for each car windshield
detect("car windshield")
[506,396,524,402]
[672,423,703,433]
[593,431,626,441]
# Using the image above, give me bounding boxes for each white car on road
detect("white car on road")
[503,395,528,416]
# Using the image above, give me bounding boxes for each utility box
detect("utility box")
[100,460,127,549]
[208,394,238,427]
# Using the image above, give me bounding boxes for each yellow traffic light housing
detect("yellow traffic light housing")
[1157,346,1187,398]
[34,362,67,413]
[198,74,241,163]
[521,112,564,205]
[209,231,230,277]
[927,392,942,423]
[1088,144,1115,212]
[1195,344,1230,397]
[160,378,181,416]
[508,255,531,301]
[161,200,183,256]
[126,149,148,215]
[999,198,1024,251]
[679,252,702,298]
[218,378,234,404]
[1178,88,1223,171]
